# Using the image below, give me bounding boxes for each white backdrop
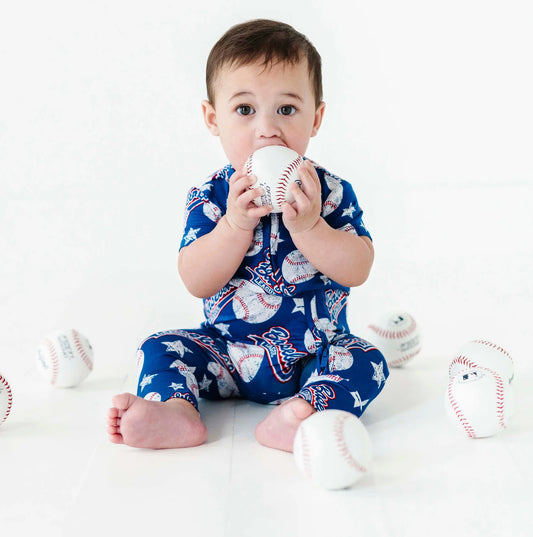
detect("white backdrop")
[1,0,532,381]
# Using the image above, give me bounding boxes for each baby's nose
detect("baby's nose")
[256,113,281,138]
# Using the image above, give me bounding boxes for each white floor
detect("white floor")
[1,185,532,536]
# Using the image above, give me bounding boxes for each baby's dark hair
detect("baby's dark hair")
[206,19,323,107]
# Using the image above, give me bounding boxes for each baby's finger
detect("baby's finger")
[230,172,256,197]
[281,200,297,219]
[248,204,272,219]
[240,184,264,206]
[287,182,311,214]
[296,164,313,195]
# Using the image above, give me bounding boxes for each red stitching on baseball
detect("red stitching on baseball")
[449,355,476,377]
[488,368,507,429]
[257,294,281,310]
[368,316,416,340]
[245,154,254,175]
[333,413,367,474]
[299,425,313,479]
[72,330,93,371]
[447,378,476,438]
[0,375,13,425]
[472,340,513,364]
[237,351,263,369]
[44,338,59,385]
[276,156,302,206]
[389,348,421,367]
[234,296,249,320]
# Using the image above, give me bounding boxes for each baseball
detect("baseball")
[0,372,13,426]
[282,250,318,285]
[232,280,282,324]
[365,311,421,367]
[36,328,94,387]
[245,145,303,213]
[448,339,514,383]
[445,368,515,438]
[293,410,372,490]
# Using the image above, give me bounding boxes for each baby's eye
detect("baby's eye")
[237,105,255,116]
[278,105,296,116]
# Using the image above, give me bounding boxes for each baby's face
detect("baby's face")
[203,58,325,170]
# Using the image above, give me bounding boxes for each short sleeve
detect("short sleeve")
[179,167,231,250]
[319,168,372,240]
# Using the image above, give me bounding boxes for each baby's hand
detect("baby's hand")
[226,169,272,231]
[282,160,322,235]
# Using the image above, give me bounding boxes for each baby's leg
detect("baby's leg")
[107,328,237,449]
[107,393,207,449]
[298,335,389,417]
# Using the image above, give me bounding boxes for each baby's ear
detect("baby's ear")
[202,100,219,136]
[311,101,326,137]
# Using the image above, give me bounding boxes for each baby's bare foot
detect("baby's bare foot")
[255,397,316,452]
[107,393,207,449]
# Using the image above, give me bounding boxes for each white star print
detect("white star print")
[292,298,305,315]
[162,340,192,357]
[140,373,157,391]
[371,361,386,387]
[320,274,331,285]
[169,382,184,391]
[351,391,369,410]
[342,204,356,218]
[215,323,231,337]
[183,228,200,245]
[199,375,212,391]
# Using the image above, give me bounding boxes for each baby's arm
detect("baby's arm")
[178,170,271,298]
[282,161,374,288]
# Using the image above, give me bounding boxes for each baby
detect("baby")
[107,19,389,451]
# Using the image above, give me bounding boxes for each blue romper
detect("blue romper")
[136,160,389,416]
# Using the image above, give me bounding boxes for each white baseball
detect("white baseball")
[245,145,303,213]
[0,372,13,426]
[445,368,515,438]
[232,280,282,324]
[227,341,264,383]
[328,345,354,372]
[448,339,514,383]
[365,311,421,367]
[36,328,94,387]
[282,250,318,285]
[293,410,372,490]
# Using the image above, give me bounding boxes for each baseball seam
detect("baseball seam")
[234,296,250,320]
[448,355,476,377]
[333,413,367,474]
[389,348,421,367]
[472,340,513,364]
[285,256,315,283]
[299,425,313,479]
[237,352,263,369]
[72,329,93,371]
[275,156,302,206]
[44,338,59,385]
[244,155,254,175]
[490,368,506,430]
[257,294,281,310]
[367,317,416,340]
[0,375,13,424]
[447,378,476,438]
